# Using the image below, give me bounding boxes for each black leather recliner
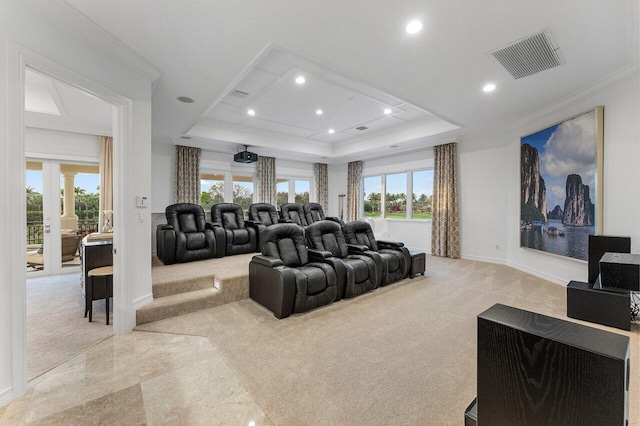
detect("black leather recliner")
[343,220,411,285]
[249,203,288,250]
[156,203,224,265]
[280,203,308,227]
[249,223,341,318]
[306,220,381,298]
[211,203,258,255]
[303,202,344,225]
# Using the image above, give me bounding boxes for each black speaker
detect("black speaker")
[464,398,477,426]
[600,252,640,292]
[567,280,630,330]
[478,304,630,426]
[588,235,631,283]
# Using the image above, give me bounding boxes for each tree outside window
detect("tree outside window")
[201,173,224,210]
[294,180,310,204]
[232,175,254,210]
[363,176,381,218]
[276,179,289,207]
[412,170,433,219]
[385,173,407,218]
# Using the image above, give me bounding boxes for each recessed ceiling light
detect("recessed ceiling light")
[316,109,323,115]
[483,83,497,92]
[406,20,423,34]
[328,129,335,134]
[180,136,191,140]
[295,76,306,85]
[247,109,256,116]
[384,108,392,115]
[390,144,399,148]
[177,96,194,103]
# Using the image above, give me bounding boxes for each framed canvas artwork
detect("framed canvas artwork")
[520,106,603,261]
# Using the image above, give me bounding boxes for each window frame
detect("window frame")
[275,176,315,205]
[361,168,433,221]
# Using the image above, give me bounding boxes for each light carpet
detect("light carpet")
[137,256,640,425]
[27,271,113,380]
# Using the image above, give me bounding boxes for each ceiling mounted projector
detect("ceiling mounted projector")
[234,145,258,163]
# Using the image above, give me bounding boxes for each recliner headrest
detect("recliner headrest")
[249,203,279,226]
[165,203,206,232]
[305,220,348,258]
[261,223,308,267]
[343,220,378,251]
[211,203,245,228]
[280,203,308,226]
[303,202,325,224]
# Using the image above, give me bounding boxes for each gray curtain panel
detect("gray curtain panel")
[314,163,328,211]
[174,145,201,204]
[347,161,362,222]
[431,142,460,258]
[256,156,277,205]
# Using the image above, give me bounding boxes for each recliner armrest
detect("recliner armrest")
[308,248,333,259]
[157,224,173,231]
[278,218,292,223]
[251,255,284,268]
[347,244,370,254]
[206,222,222,229]
[378,239,405,248]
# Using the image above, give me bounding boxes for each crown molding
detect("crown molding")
[509,64,639,135]
[25,0,163,91]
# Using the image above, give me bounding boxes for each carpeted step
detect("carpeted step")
[136,287,223,325]
[152,275,214,298]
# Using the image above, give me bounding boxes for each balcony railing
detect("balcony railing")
[26,219,99,245]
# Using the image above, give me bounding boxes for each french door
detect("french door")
[26,159,100,275]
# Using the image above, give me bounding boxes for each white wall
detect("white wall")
[25,127,99,160]
[0,0,155,404]
[458,140,509,263]
[327,74,640,279]
[505,75,640,284]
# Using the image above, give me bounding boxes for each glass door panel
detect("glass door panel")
[26,161,45,273]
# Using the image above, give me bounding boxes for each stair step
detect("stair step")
[136,287,222,325]
[152,275,214,298]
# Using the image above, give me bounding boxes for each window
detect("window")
[232,175,253,210]
[294,180,310,204]
[201,173,224,210]
[363,176,382,218]
[385,173,407,218]
[362,169,433,220]
[412,170,433,220]
[276,179,289,207]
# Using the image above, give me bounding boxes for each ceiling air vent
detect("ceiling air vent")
[488,29,565,79]
[356,126,368,131]
[228,89,249,99]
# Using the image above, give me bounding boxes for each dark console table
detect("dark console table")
[81,235,113,318]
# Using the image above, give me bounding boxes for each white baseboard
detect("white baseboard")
[0,386,13,407]
[132,293,153,310]
[506,260,566,286]
[461,254,507,265]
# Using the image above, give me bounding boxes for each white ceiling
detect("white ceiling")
[201,46,457,144]
[25,68,113,137]
[37,0,638,162]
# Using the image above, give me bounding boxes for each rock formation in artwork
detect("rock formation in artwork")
[548,205,564,220]
[521,144,547,222]
[562,174,594,226]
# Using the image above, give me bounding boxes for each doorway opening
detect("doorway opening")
[23,67,115,380]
